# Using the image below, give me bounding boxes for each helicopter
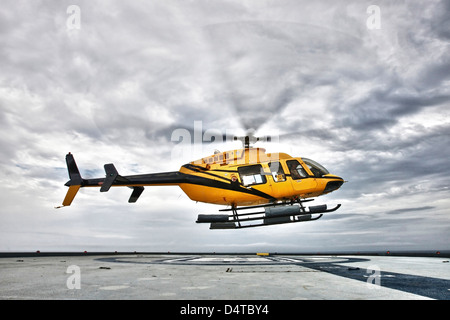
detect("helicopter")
[58,129,345,229]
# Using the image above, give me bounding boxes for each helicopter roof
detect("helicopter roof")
[189,148,293,168]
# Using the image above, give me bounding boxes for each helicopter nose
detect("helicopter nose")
[324,177,344,193]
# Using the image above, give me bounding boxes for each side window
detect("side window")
[238,165,267,187]
[268,162,286,182]
[286,160,308,180]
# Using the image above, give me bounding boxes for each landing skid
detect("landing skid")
[196,199,341,229]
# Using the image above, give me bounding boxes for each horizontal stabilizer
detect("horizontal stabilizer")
[100,164,119,192]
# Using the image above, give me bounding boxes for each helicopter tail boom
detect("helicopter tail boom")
[58,153,145,207]
[57,153,187,208]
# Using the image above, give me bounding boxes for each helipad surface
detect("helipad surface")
[0,254,449,300]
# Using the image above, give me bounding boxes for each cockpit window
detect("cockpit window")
[286,160,308,180]
[302,158,329,177]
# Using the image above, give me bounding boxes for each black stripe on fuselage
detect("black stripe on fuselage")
[181,164,276,201]
[83,169,276,201]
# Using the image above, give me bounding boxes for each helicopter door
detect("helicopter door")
[266,161,287,198]
[286,160,317,194]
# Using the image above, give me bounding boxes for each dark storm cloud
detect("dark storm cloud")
[203,20,375,131]
[385,206,435,215]
[425,0,450,40]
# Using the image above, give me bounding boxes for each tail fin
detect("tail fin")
[56,153,147,208]
[57,153,83,208]
[66,152,82,185]
[61,185,81,207]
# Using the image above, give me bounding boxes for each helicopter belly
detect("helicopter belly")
[179,183,272,206]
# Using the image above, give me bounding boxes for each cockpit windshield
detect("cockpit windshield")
[302,158,329,177]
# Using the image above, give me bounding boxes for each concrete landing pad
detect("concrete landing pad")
[0,254,449,300]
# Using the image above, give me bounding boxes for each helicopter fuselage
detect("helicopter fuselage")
[63,148,344,208]
[59,148,345,228]
[178,148,344,206]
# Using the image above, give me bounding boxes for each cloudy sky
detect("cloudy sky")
[0,0,449,253]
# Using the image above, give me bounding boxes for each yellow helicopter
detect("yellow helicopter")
[59,130,344,229]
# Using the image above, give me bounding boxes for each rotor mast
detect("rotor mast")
[233,129,271,149]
